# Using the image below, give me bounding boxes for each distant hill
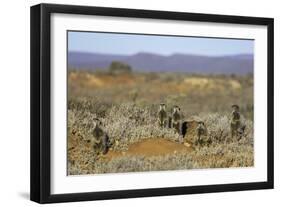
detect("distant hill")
[68,51,253,75]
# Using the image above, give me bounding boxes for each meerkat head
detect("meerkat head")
[159,103,166,110]
[231,104,239,112]
[92,118,101,128]
[173,105,180,113]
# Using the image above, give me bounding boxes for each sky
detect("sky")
[68,31,254,56]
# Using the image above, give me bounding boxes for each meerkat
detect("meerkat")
[180,121,188,138]
[91,118,110,155]
[237,125,246,141]
[196,121,206,145]
[230,104,241,139]
[158,103,167,128]
[167,116,172,129]
[171,105,181,134]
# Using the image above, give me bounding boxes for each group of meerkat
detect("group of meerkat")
[158,103,205,143]
[158,103,246,144]
[88,104,246,155]
[158,104,182,132]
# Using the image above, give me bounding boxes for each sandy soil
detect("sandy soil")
[103,139,193,160]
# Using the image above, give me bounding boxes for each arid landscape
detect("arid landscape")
[67,67,254,175]
[67,31,254,175]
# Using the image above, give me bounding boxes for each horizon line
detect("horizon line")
[68,50,254,58]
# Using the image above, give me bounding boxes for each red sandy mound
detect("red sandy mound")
[104,139,193,160]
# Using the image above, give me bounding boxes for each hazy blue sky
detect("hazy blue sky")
[68,31,254,56]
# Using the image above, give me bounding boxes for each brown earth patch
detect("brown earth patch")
[104,139,193,160]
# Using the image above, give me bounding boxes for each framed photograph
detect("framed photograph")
[30,3,274,203]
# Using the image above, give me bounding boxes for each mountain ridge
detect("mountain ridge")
[68,51,253,75]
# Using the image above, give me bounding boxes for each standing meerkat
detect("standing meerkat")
[196,121,206,145]
[91,118,110,155]
[158,103,167,128]
[171,105,181,134]
[230,104,241,139]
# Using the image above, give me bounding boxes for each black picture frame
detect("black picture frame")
[30,3,274,204]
